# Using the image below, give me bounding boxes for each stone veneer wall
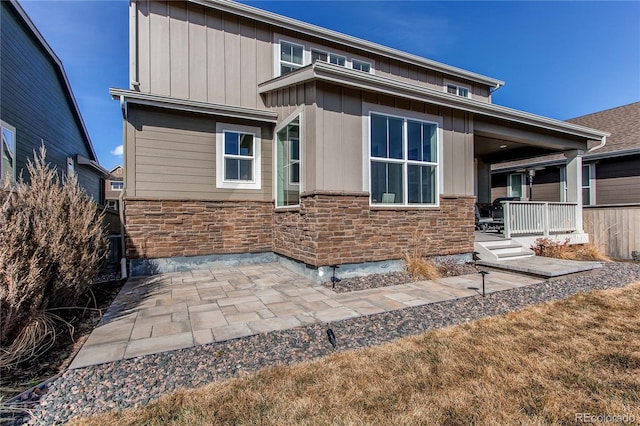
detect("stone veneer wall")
[124,199,273,259]
[273,191,475,267]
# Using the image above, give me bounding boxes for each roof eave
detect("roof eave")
[190,0,504,89]
[109,88,279,124]
[259,62,609,141]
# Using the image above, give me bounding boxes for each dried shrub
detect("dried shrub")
[532,237,610,262]
[404,230,442,280]
[404,253,441,280]
[0,147,107,362]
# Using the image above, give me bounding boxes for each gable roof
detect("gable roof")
[7,0,99,163]
[260,61,609,143]
[492,102,638,172]
[192,0,505,89]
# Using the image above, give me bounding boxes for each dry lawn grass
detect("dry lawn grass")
[532,237,611,262]
[73,282,640,426]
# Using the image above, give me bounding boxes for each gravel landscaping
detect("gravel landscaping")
[13,261,640,425]
[324,262,478,293]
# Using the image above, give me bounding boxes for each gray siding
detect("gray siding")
[594,156,640,205]
[126,105,272,201]
[0,1,102,201]
[265,81,475,196]
[134,0,492,108]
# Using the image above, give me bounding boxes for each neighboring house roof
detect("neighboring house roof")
[193,0,505,90]
[259,61,609,142]
[492,101,639,172]
[7,0,99,163]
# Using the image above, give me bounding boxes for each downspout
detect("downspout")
[588,135,607,153]
[118,94,127,279]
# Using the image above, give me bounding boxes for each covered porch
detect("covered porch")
[473,115,607,248]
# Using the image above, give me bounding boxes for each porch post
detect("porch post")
[564,149,584,232]
[476,158,492,204]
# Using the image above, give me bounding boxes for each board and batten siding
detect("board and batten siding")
[584,205,640,260]
[134,0,492,110]
[0,1,101,201]
[263,81,475,196]
[126,106,272,201]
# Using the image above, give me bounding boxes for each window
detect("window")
[216,123,261,190]
[582,164,595,205]
[106,200,118,211]
[311,49,346,66]
[369,113,438,205]
[352,59,371,73]
[67,157,75,177]
[446,83,470,98]
[110,181,123,191]
[276,115,301,207]
[1,121,16,182]
[280,40,304,75]
[508,173,524,199]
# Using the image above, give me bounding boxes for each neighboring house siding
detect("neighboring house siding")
[0,1,101,201]
[125,105,272,201]
[530,168,561,202]
[133,0,492,108]
[595,156,640,205]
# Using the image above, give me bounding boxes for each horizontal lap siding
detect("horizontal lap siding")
[595,157,640,205]
[129,106,272,201]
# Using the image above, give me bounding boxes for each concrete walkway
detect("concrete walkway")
[70,263,542,369]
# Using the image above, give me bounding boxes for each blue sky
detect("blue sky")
[19,0,640,171]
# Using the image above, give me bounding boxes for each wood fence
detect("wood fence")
[583,205,640,260]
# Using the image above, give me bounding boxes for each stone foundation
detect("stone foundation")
[124,199,273,259]
[274,192,475,267]
[125,194,474,268]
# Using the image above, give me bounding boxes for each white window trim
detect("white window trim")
[288,137,300,186]
[352,59,372,73]
[0,119,17,183]
[216,123,262,190]
[508,173,526,199]
[582,163,596,206]
[276,39,305,77]
[110,181,123,191]
[273,34,375,77]
[560,166,567,202]
[443,80,472,99]
[274,108,304,208]
[362,103,443,208]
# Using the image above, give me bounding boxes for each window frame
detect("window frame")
[273,35,375,77]
[216,123,262,190]
[110,181,124,191]
[0,120,17,183]
[274,109,303,209]
[582,163,596,206]
[444,81,472,98]
[364,106,442,208]
[278,39,305,76]
[352,59,372,73]
[106,200,118,211]
[508,173,525,199]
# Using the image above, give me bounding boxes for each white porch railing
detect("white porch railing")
[502,201,578,238]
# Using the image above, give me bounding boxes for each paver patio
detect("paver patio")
[70,263,543,369]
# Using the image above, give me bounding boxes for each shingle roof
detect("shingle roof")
[566,101,640,154]
[493,101,640,171]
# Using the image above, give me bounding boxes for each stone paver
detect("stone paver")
[70,262,550,369]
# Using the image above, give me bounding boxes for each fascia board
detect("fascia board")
[259,62,609,141]
[109,89,279,123]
